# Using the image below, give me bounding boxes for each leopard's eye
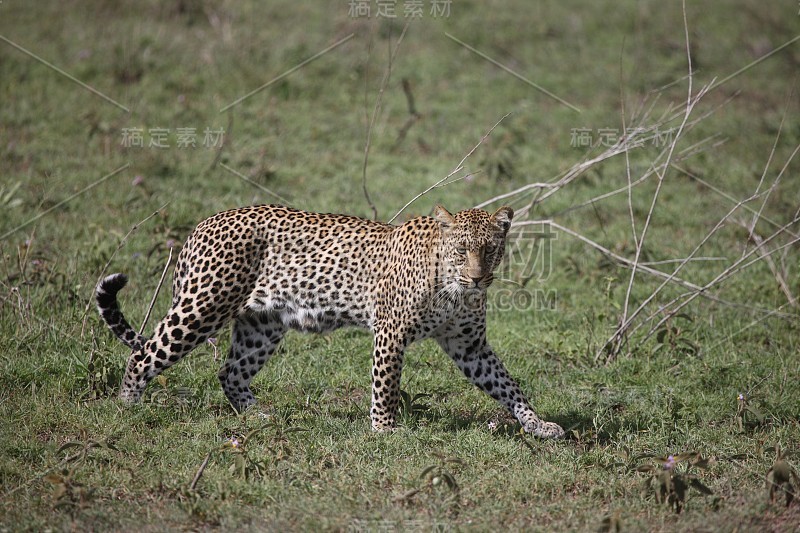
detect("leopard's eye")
[485,244,497,254]
[455,246,467,255]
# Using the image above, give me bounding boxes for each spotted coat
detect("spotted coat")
[96,204,564,438]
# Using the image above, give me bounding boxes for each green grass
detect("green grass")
[2,0,800,531]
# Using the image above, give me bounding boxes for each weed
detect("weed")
[395,453,464,507]
[766,445,799,507]
[635,452,714,513]
[398,389,432,425]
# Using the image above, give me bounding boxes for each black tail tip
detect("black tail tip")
[97,273,128,296]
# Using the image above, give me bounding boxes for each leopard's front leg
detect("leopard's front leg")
[370,326,408,431]
[436,325,565,439]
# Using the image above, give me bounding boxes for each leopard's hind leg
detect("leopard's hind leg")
[120,303,235,403]
[218,313,286,412]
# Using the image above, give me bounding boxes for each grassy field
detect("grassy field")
[2,1,800,531]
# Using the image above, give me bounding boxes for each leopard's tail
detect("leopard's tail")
[95,273,147,351]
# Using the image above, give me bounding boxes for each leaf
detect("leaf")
[393,488,420,503]
[44,473,65,484]
[57,442,85,454]
[693,456,716,469]
[771,460,793,484]
[689,478,714,495]
[441,472,459,492]
[746,406,765,423]
[244,427,265,442]
[677,338,699,355]
[51,484,68,500]
[419,465,437,480]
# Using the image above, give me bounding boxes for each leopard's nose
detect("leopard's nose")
[469,276,482,287]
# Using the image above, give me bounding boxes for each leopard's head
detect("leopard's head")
[434,205,513,291]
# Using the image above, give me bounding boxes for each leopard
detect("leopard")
[95,204,565,438]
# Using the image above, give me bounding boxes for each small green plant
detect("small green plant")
[653,314,698,356]
[395,453,463,504]
[56,431,120,464]
[44,468,94,512]
[43,432,119,512]
[222,430,269,481]
[766,445,799,506]
[735,392,765,431]
[398,389,431,424]
[635,452,714,513]
[74,334,123,400]
[221,415,308,480]
[147,374,195,411]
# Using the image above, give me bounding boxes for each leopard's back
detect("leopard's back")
[172,205,430,333]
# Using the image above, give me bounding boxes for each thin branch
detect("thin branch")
[675,164,800,240]
[598,181,762,361]
[189,452,212,492]
[613,1,703,359]
[389,112,511,223]
[639,257,728,266]
[745,228,797,308]
[532,221,788,318]
[139,247,173,334]
[362,20,411,220]
[480,95,729,221]
[547,134,721,220]
[619,36,639,250]
[80,203,169,338]
[392,77,422,152]
[704,301,795,353]
[643,213,800,341]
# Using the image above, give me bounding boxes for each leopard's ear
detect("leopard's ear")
[492,206,513,232]
[433,205,456,227]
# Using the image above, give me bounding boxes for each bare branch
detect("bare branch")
[362,20,411,220]
[532,221,789,318]
[80,203,169,338]
[389,112,511,223]
[140,247,174,334]
[611,1,707,360]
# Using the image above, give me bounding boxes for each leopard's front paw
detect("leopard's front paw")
[370,412,397,432]
[371,422,397,432]
[524,419,565,439]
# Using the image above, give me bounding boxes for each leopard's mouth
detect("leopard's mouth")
[458,274,492,290]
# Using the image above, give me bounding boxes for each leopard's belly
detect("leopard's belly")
[244,289,373,333]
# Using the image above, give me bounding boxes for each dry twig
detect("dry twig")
[80,204,169,338]
[389,112,510,223]
[361,20,411,220]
